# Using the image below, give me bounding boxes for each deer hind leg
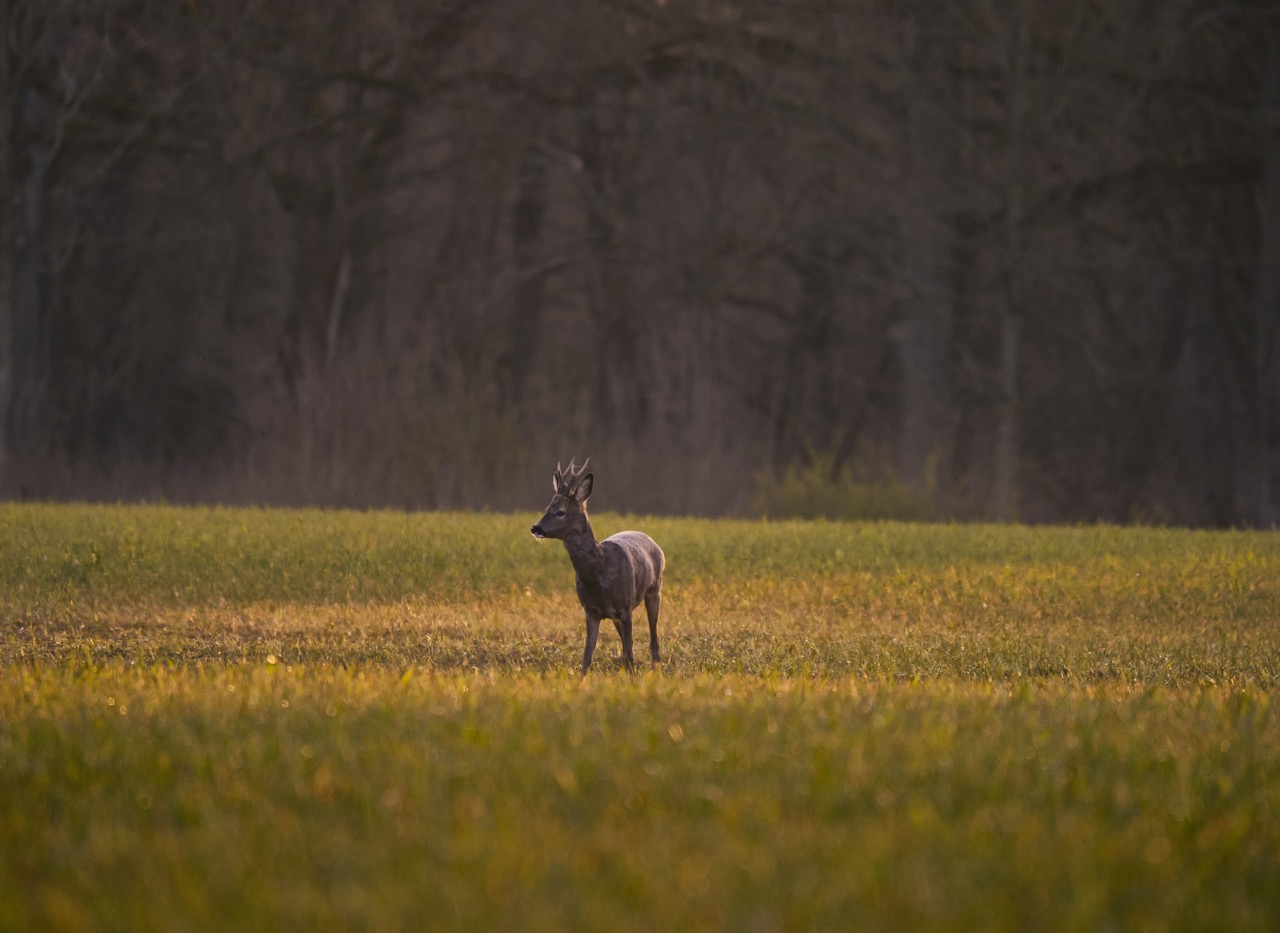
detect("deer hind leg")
[616,611,636,673]
[644,588,661,669]
[582,611,602,677]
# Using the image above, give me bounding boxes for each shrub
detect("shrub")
[750,448,943,522]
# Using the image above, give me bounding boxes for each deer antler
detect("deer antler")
[551,458,589,496]
[552,458,592,496]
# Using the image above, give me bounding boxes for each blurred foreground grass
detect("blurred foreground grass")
[2,503,1278,930]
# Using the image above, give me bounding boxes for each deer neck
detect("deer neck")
[562,516,604,582]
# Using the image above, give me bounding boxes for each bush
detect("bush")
[750,449,943,522]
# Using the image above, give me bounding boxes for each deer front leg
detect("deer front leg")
[582,610,602,677]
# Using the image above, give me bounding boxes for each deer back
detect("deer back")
[575,530,664,616]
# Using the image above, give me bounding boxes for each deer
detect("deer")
[530,459,665,676]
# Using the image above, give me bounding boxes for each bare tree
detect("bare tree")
[2,0,1275,525]
[1250,16,1280,526]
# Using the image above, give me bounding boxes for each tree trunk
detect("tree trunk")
[993,8,1028,523]
[499,142,548,406]
[773,238,836,467]
[895,16,954,492]
[1250,20,1280,528]
[0,17,12,495]
[993,310,1021,521]
[8,85,51,471]
[579,99,643,436]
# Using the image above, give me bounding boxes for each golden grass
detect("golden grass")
[2,504,1278,930]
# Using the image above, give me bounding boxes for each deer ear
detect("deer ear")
[575,473,593,502]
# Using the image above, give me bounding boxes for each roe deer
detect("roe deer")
[530,459,665,675]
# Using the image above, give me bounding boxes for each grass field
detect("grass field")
[2,503,1278,930]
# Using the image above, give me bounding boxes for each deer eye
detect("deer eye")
[555,510,565,517]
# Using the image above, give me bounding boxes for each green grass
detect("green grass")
[2,503,1279,930]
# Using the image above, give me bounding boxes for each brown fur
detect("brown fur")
[530,460,665,675]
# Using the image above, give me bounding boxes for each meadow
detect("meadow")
[1,503,1278,930]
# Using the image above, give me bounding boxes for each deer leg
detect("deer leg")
[644,589,661,669]
[582,611,602,677]
[618,611,635,673]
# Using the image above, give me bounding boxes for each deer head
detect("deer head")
[530,459,593,539]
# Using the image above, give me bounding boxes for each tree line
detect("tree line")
[2,0,1278,525]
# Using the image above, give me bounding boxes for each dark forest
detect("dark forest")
[2,0,1278,526]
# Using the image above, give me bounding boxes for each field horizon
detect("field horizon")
[2,503,1278,930]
